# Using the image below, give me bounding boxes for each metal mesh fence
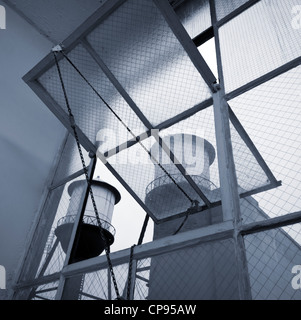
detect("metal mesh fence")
[229,66,301,220]
[30,0,279,225]
[80,269,110,300]
[19,219,301,301]
[146,238,238,300]
[30,281,59,301]
[103,103,273,222]
[86,0,212,127]
[240,196,271,225]
[107,133,216,221]
[53,238,239,300]
[15,0,301,301]
[244,223,301,300]
[61,263,129,300]
[14,281,59,300]
[57,225,301,301]
[133,258,151,300]
[35,175,86,278]
[52,133,90,186]
[229,120,271,192]
[219,0,301,93]
[174,0,211,39]
[39,44,147,151]
[160,106,271,201]
[214,0,249,21]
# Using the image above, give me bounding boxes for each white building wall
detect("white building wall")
[0,1,65,299]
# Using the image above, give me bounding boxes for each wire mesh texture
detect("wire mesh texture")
[33,0,278,223]
[219,0,301,93]
[36,222,301,301]
[244,223,301,300]
[147,238,239,300]
[104,102,274,221]
[30,281,59,301]
[51,133,90,186]
[161,106,272,193]
[80,269,111,300]
[12,281,60,301]
[107,135,216,220]
[62,263,130,300]
[214,0,249,21]
[86,0,212,127]
[35,172,120,279]
[22,220,301,300]
[35,176,86,278]
[229,66,301,221]
[133,258,151,300]
[39,44,147,152]
[18,0,301,301]
[57,238,239,300]
[173,0,212,39]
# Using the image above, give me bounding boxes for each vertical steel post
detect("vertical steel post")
[209,0,252,300]
[212,90,252,300]
[128,259,137,300]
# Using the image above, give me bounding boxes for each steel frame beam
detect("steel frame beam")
[22,0,128,83]
[211,88,253,301]
[21,0,218,226]
[155,98,213,131]
[216,0,261,28]
[81,38,152,130]
[228,105,280,187]
[21,0,283,226]
[153,0,217,91]
[153,133,211,207]
[15,0,301,300]
[10,158,67,299]
[13,208,301,296]
[210,0,252,300]
[102,97,213,161]
[27,238,60,300]
[10,132,72,300]
[14,273,61,292]
[62,220,235,277]
[192,27,214,47]
[225,57,301,101]
[241,210,301,236]
[27,80,97,154]
[49,168,87,190]
[103,160,159,224]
